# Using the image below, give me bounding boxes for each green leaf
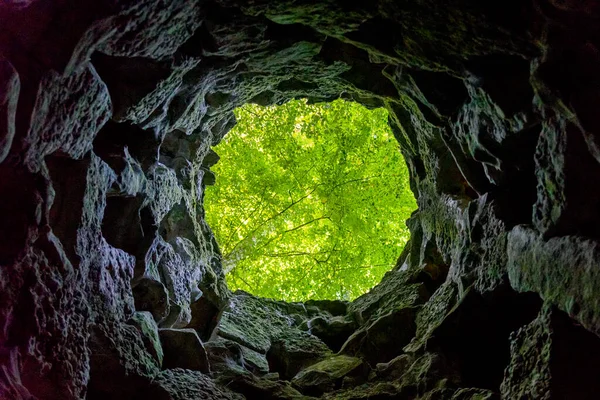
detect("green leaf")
[205,99,417,301]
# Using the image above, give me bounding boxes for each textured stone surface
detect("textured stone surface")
[25,66,112,171]
[211,292,314,354]
[158,328,210,373]
[215,369,311,400]
[508,225,600,334]
[292,355,367,396]
[268,332,332,380]
[340,307,417,365]
[1,0,600,398]
[0,56,18,163]
[500,305,600,399]
[144,368,243,400]
[128,311,164,367]
[132,277,170,323]
[205,338,245,373]
[301,315,356,353]
[374,354,413,381]
[450,388,500,400]
[348,269,429,324]
[500,307,553,399]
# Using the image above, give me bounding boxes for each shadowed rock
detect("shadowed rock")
[291,355,368,396]
[2,0,600,398]
[133,277,170,323]
[159,328,210,373]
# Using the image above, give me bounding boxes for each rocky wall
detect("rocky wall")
[1,0,600,399]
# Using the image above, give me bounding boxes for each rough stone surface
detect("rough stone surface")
[1,0,600,399]
[500,306,600,399]
[0,56,18,163]
[132,277,170,323]
[144,368,243,400]
[348,269,429,324]
[205,338,245,373]
[340,307,417,366]
[215,369,312,400]
[268,332,332,380]
[158,328,210,373]
[507,225,600,334]
[292,355,367,396]
[301,315,356,353]
[128,311,164,367]
[375,354,413,381]
[186,294,219,340]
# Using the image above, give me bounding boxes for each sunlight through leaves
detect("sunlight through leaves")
[205,99,416,301]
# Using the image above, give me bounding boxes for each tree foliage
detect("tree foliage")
[205,99,416,301]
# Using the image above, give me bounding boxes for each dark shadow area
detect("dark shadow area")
[491,123,541,228]
[409,69,469,118]
[551,309,600,399]
[93,120,161,173]
[45,153,90,263]
[86,324,152,400]
[0,165,38,265]
[186,296,220,341]
[102,195,143,253]
[434,288,543,391]
[91,53,172,121]
[466,54,533,117]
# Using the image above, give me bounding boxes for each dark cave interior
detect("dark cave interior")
[1,0,600,399]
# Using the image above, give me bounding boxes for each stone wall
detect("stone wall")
[1,0,600,399]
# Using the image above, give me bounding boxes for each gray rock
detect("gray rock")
[304,315,356,352]
[216,369,312,400]
[205,339,245,373]
[160,302,191,329]
[239,343,270,375]
[508,225,600,334]
[501,305,600,399]
[133,277,170,323]
[268,331,331,379]
[159,328,210,373]
[404,282,459,353]
[451,388,500,400]
[187,295,220,340]
[144,368,243,400]
[375,354,412,380]
[0,56,18,163]
[291,355,367,396]
[128,311,164,366]
[348,269,429,325]
[321,382,403,400]
[304,299,349,317]
[4,0,600,397]
[340,307,417,365]
[211,292,308,353]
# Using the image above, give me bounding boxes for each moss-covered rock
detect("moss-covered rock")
[348,269,429,325]
[217,369,315,400]
[501,305,600,399]
[144,369,244,400]
[4,0,600,397]
[292,355,368,396]
[128,311,164,367]
[268,331,332,379]
[302,315,356,352]
[340,307,418,365]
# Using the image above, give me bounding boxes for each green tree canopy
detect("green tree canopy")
[205,99,416,301]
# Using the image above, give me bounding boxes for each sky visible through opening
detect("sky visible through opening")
[205,99,417,302]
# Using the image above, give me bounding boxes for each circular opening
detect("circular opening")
[205,99,417,301]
